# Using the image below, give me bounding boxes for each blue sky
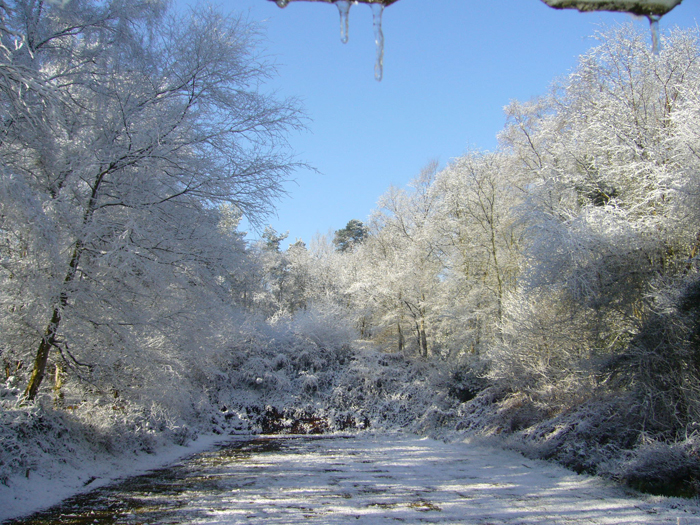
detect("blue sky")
[225,0,699,247]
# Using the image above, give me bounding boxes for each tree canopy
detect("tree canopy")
[0,0,304,400]
[333,219,369,252]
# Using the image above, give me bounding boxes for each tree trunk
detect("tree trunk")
[414,321,422,355]
[23,242,82,401]
[686,230,700,272]
[23,307,62,401]
[419,318,428,358]
[489,221,504,323]
[53,362,64,407]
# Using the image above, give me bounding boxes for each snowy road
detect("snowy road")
[7,434,700,524]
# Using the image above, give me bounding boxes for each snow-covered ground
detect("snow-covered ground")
[4,433,700,524]
[0,431,227,523]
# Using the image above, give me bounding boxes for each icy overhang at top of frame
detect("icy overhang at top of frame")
[269,0,681,13]
[267,0,684,77]
[539,0,682,16]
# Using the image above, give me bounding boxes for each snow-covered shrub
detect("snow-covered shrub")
[0,403,75,485]
[287,298,357,351]
[0,392,196,487]
[181,311,469,437]
[604,436,700,497]
[487,291,590,392]
[446,359,489,403]
[583,274,700,445]
[300,372,319,394]
[455,384,700,496]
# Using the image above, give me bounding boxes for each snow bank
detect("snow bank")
[0,421,224,523]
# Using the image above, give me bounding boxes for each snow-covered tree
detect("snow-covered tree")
[0,0,304,400]
[345,162,443,357]
[431,151,525,356]
[492,25,700,403]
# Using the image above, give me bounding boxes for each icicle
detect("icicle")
[371,3,384,81]
[648,14,661,54]
[275,0,289,8]
[336,0,351,44]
